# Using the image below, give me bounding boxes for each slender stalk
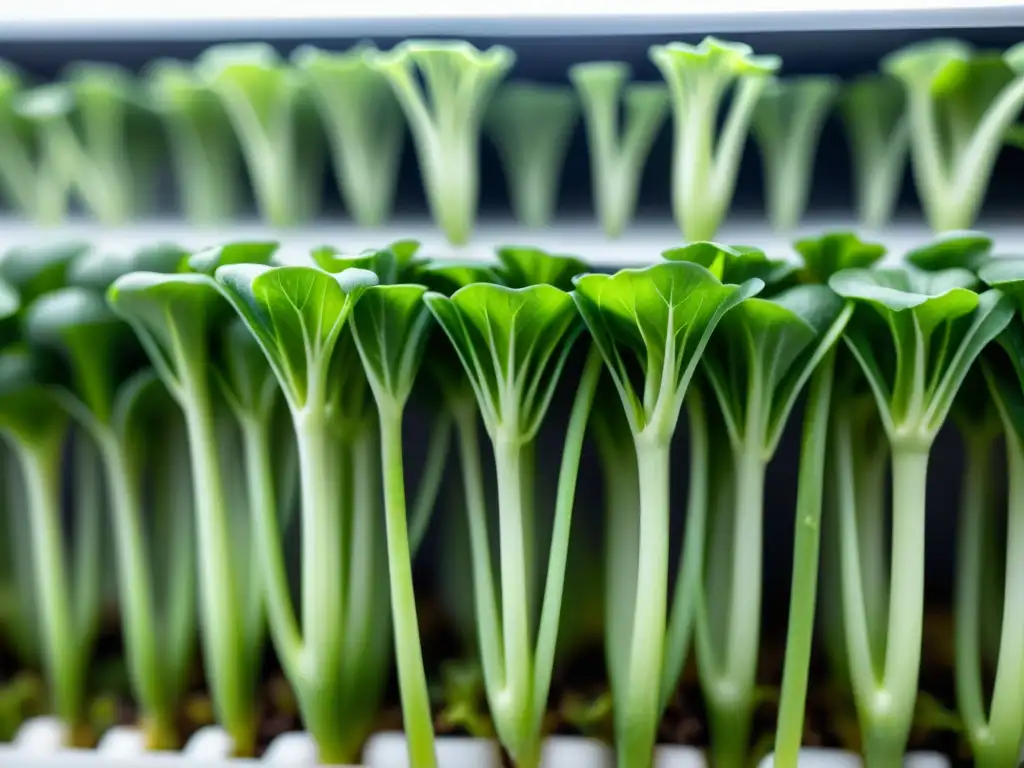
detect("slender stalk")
[960,432,1024,768]
[863,446,929,767]
[335,425,388,762]
[618,434,670,768]
[294,402,347,754]
[856,449,889,670]
[774,354,836,767]
[99,435,172,748]
[180,377,254,756]
[453,399,505,704]
[378,404,436,768]
[71,436,102,656]
[955,433,994,738]
[240,417,301,678]
[530,347,603,735]
[493,430,533,752]
[18,438,85,738]
[409,413,453,557]
[706,440,765,768]
[659,388,709,713]
[601,431,638,716]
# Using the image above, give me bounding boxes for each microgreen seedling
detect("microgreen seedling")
[752,76,839,231]
[197,43,319,227]
[0,63,70,224]
[773,232,887,768]
[26,257,198,750]
[146,59,242,224]
[956,257,1024,767]
[666,243,851,767]
[826,264,1013,764]
[486,82,578,228]
[573,248,762,767]
[107,253,282,755]
[368,40,514,245]
[293,43,406,227]
[214,256,403,765]
[649,37,781,241]
[568,63,668,238]
[426,263,603,767]
[838,74,910,230]
[883,40,1024,231]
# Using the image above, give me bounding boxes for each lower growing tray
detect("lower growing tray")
[0,717,956,766]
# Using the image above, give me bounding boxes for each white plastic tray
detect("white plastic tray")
[0,1,1019,39]
[0,215,1018,268]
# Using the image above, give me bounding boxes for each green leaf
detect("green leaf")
[903,230,993,273]
[312,242,423,285]
[218,316,279,423]
[106,272,227,398]
[213,264,377,411]
[829,266,1013,442]
[67,244,188,293]
[292,43,405,227]
[978,257,1024,307]
[495,246,588,291]
[187,242,279,275]
[572,261,763,440]
[24,287,135,423]
[0,243,89,304]
[350,284,433,408]
[882,39,972,96]
[14,84,74,121]
[792,232,887,283]
[420,260,501,296]
[366,40,515,244]
[568,62,668,239]
[700,283,848,453]
[650,37,781,78]
[0,348,68,448]
[663,241,794,294]
[425,283,581,441]
[196,43,295,138]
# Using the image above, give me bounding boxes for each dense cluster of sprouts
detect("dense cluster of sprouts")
[0,231,1019,768]
[0,37,1020,242]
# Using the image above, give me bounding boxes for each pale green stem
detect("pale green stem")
[862,446,930,768]
[180,377,254,756]
[240,417,301,679]
[420,130,478,246]
[705,441,765,768]
[658,388,709,714]
[493,430,533,754]
[960,432,1024,768]
[155,420,197,704]
[453,399,505,700]
[17,438,85,732]
[409,412,453,557]
[603,437,638,723]
[530,347,603,742]
[379,404,436,768]
[99,434,171,745]
[295,405,344,689]
[71,435,103,662]
[857,450,890,673]
[956,433,994,737]
[618,433,670,768]
[164,116,238,224]
[774,355,837,767]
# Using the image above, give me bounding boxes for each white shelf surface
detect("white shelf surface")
[3,215,1023,268]
[0,0,1020,39]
